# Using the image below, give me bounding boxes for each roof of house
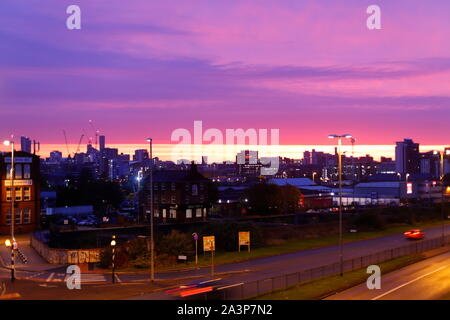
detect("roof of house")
[355,182,401,188]
[143,164,209,183]
[268,178,316,187]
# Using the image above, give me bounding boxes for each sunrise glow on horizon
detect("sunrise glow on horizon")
[7,143,447,163]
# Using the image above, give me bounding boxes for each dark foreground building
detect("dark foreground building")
[141,164,211,224]
[0,151,41,234]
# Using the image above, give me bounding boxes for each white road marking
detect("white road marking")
[199,278,221,284]
[81,274,106,283]
[217,282,244,290]
[46,272,55,282]
[115,274,122,283]
[372,265,449,300]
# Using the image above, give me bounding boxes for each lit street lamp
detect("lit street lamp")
[146,137,155,282]
[4,139,15,282]
[328,134,352,276]
[136,169,143,224]
[111,235,116,283]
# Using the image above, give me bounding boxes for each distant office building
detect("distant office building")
[395,138,420,176]
[303,151,311,165]
[420,151,440,178]
[20,137,32,153]
[445,148,450,175]
[236,150,261,176]
[0,151,41,234]
[99,135,106,152]
[311,149,326,166]
[49,151,63,163]
[133,149,149,162]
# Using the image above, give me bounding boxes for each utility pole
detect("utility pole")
[147,138,154,282]
[3,139,15,281]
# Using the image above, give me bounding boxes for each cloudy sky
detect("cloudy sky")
[0,0,449,153]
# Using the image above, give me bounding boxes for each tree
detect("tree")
[245,183,299,215]
[56,168,124,212]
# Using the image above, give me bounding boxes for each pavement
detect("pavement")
[0,234,63,272]
[326,250,450,300]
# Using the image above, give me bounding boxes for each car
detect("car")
[166,278,225,299]
[404,229,424,240]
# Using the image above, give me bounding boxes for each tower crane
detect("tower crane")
[88,120,100,149]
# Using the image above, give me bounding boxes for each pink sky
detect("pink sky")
[0,0,449,149]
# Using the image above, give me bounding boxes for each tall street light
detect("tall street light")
[328,134,352,276]
[435,150,450,246]
[4,139,15,282]
[146,137,155,282]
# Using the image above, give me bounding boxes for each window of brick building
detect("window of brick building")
[23,208,31,224]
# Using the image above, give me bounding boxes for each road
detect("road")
[326,250,450,300]
[1,224,450,299]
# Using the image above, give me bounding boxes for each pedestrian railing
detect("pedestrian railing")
[200,235,450,300]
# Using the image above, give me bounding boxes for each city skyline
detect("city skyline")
[1,1,450,145]
[1,140,449,164]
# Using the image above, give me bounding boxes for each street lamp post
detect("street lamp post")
[192,233,199,265]
[137,169,142,224]
[437,150,450,246]
[147,138,154,282]
[328,134,352,277]
[111,235,116,283]
[4,139,15,282]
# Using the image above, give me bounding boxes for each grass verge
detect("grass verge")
[253,254,425,300]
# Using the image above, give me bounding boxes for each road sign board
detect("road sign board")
[203,236,215,252]
[238,232,250,246]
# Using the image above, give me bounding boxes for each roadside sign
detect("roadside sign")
[238,232,250,252]
[239,232,250,246]
[192,232,198,241]
[203,236,215,252]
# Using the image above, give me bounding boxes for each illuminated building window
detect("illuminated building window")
[6,187,11,201]
[24,187,31,201]
[15,187,22,201]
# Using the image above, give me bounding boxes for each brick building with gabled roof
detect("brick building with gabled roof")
[140,163,212,224]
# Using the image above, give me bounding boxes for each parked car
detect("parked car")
[404,229,425,240]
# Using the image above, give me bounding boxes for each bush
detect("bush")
[99,246,128,269]
[157,230,194,257]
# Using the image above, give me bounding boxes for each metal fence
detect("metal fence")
[200,235,450,300]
